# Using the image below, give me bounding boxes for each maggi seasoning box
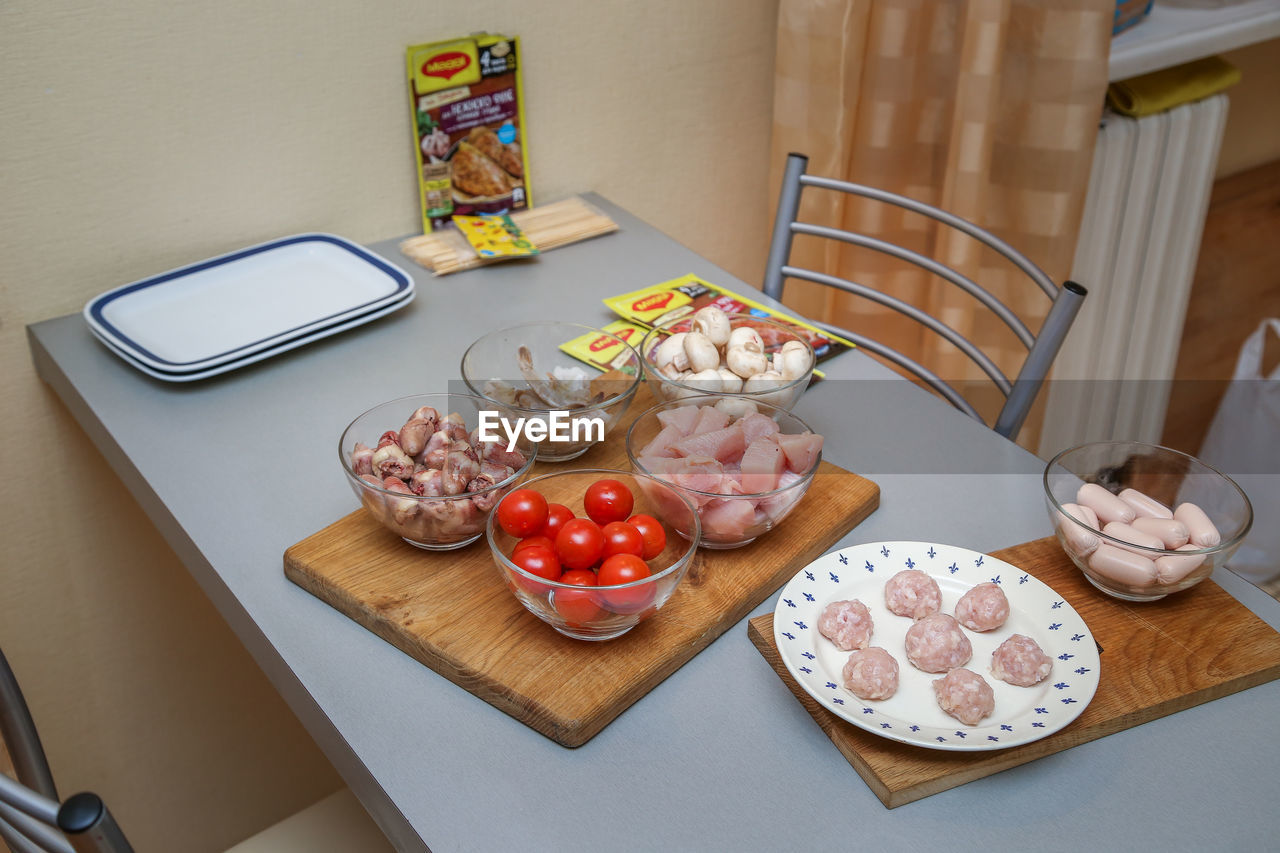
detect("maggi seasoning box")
[407,34,532,232]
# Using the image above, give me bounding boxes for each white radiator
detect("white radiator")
[1038,94,1230,458]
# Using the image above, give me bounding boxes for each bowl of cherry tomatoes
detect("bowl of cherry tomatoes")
[485,468,702,641]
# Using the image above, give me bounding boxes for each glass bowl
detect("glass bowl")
[638,313,814,410]
[339,392,538,550]
[1043,441,1253,601]
[461,321,642,462]
[625,394,823,549]
[486,468,701,641]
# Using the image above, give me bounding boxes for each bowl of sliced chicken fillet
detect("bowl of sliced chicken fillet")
[626,393,824,549]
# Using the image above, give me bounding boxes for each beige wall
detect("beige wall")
[1216,39,1280,178]
[0,2,780,850]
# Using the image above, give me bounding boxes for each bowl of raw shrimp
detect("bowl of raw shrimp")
[461,321,643,462]
[340,392,538,550]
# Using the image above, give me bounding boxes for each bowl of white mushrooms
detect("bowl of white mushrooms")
[638,306,815,410]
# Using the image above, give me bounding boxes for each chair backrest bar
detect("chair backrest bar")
[780,264,1013,393]
[1,649,58,802]
[796,171,1059,299]
[763,152,1087,440]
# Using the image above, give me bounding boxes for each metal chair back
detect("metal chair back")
[764,152,1087,441]
[1,648,133,853]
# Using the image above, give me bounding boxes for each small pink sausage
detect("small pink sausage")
[1088,543,1158,588]
[1077,483,1137,525]
[1102,521,1166,552]
[1130,517,1190,550]
[1057,503,1100,558]
[1175,503,1221,548]
[1118,488,1173,520]
[1155,544,1208,585]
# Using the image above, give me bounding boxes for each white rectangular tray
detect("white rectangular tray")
[84,233,414,373]
[88,288,414,383]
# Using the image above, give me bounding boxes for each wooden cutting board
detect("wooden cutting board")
[747,536,1280,808]
[285,394,879,747]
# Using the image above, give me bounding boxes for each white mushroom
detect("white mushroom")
[652,332,690,374]
[691,306,732,347]
[728,326,764,354]
[715,397,759,419]
[726,346,769,379]
[658,369,696,400]
[743,369,785,394]
[743,369,788,406]
[659,362,686,381]
[683,331,721,373]
[716,367,744,394]
[774,340,813,381]
[685,368,725,392]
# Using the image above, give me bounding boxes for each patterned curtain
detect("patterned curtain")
[770,0,1112,428]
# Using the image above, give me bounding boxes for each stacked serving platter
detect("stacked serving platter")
[83,233,414,382]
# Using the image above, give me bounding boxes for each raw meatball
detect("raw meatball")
[933,668,996,726]
[904,613,972,673]
[991,634,1053,687]
[954,582,1009,632]
[817,599,874,651]
[883,569,942,620]
[841,647,900,701]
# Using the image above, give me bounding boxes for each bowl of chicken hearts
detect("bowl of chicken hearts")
[340,393,538,550]
[461,321,643,462]
[1043,441,1253,601]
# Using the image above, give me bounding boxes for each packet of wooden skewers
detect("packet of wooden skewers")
[399,195,618,276]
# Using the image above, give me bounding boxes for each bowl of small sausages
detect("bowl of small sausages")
[340,393,538,550]
[1043,441,1253,601]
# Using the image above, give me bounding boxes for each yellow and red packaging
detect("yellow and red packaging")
[558,320,648,374]
[602,274,855,367]
[407,34,533,232]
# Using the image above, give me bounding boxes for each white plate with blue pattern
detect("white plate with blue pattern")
[773,541,1100,752]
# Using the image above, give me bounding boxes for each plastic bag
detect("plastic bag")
[1198,318,1280,584]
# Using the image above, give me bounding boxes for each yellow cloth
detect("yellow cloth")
[1107,56,1241,118]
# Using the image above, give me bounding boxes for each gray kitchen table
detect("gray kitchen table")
[27,195,1280,851]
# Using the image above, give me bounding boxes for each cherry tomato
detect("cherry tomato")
[600,521,645,560]
[559,569,598,586]
[554,570,603,626]
[596,553,655,614]
[497,489,549,538]
[540,503,575,541]
[626,513,667,560]
[555,518,605,571]
[513,535,556,555]
[584,479,634,526]
[510,545,561,594]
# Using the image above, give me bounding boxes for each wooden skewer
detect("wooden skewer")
[399,196,619,275]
